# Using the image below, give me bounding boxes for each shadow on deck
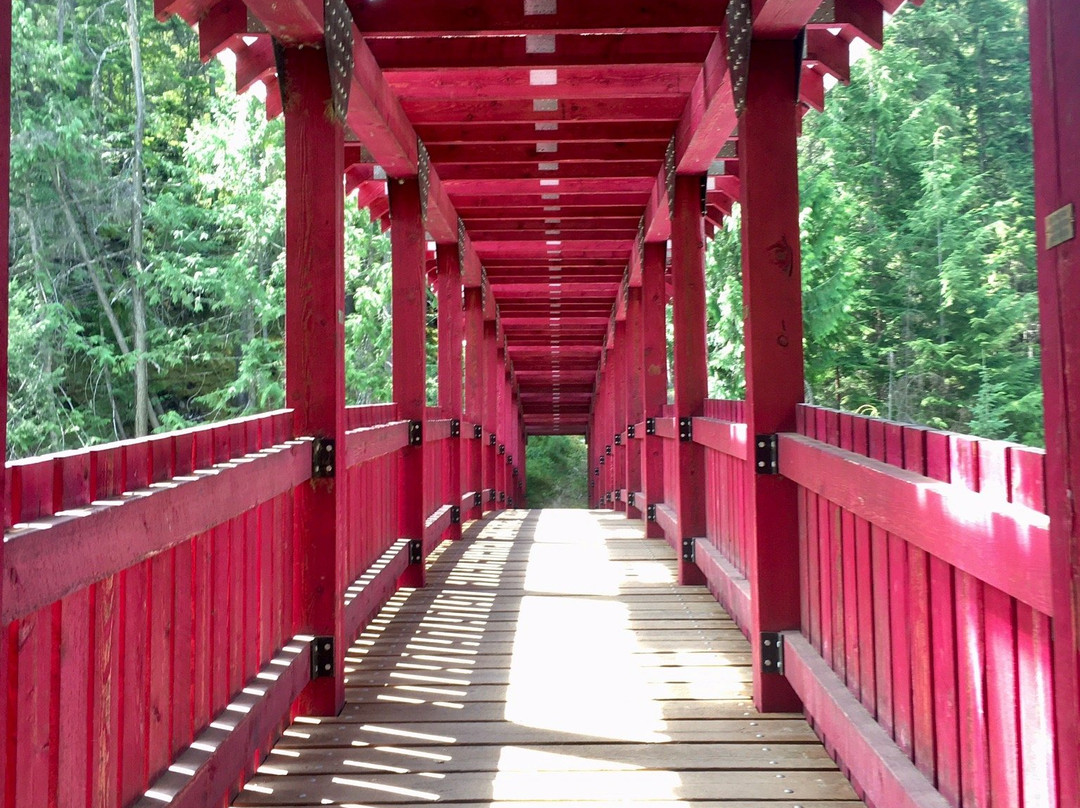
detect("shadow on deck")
[233,510,862,807]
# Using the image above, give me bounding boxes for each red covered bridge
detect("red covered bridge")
[1,1,1078,807]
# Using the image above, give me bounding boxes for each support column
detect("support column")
[1030,0,1080,802]
[641,243,668,538]
[740,40,805,712]
[626,286,644,519]
[283,46,346,714]
[390,177,427,588]
[670,175,708,586]
[484,321,498,511]
[496,344,508,509]
[0,0,11,789]
[464,287,485,520]
[437,243,463,540]
[613,322,628,512]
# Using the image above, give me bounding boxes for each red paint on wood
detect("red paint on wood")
[740,39,804,712]
[464,289,486,520]
[283,44,347,715]
[1029,0,1080,802]
[777,434,1053,614]
[390,177,428,587]
[437,244,464,539]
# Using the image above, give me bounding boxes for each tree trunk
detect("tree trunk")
[125,0,150,436]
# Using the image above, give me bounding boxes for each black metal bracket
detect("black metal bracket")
[508,498,514,508]
[507,455,513,465]
[614,433,622,446]
[473,424,483,439]
[699,174,709,217]
[513,467,519,476]
[615,490,622,502]
[489,433,497,446]
[761,632,785,674]
[409,539,423,565]
[311,636,335,679]
[594,467,600,477]
[408,420,423,446]
[311,438,336,478]
[474,492,483,507]
[755,433,779,475]
[605,444,612,456]
[450,506,461,524]
[499,492,506,503]
[647,504,657,522]
[646,418,657,436]
[499,443,505,455]
[599,456,605,466]
[489,489,496,502]
[450,419,461,438]
[627,424,636,439]
[682,536,696,562]
[627,492,636,508]
[678,417,693,442]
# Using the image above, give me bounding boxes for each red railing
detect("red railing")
[3,411,302,808]
[2,402,491,808]
[660,399,1057,808]
[784,405,1055,808]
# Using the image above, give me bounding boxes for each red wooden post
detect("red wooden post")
[670,174,708,586]
[0,2,10,798]
[625,286,644,519]
[464,287,484,520]
[484,321,498,511]
[437,243,463,539]
[613,321,628,513]
[641,242,668,538]
[497,344,507,508]
[283,45,347,715]
[740,39,805,712]
[1029,0,1080,802]
[390,177,427,587]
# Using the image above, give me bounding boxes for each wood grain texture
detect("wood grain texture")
[229,510,862,808]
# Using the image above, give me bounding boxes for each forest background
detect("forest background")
[7,0,1037,507]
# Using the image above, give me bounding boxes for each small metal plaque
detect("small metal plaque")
[1046,204,1075,249]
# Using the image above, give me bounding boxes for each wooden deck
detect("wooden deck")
[233,510,864,807]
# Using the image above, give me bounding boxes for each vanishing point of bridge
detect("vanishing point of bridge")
[1,1,1079,808]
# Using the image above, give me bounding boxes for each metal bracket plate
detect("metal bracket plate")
[754,434,779,474]
[489,433,497,446]
[614,490,622,502]
[645,418,657,436]
[450,419,461,438]
[682,536,696,563]
[499,443,505,455]
[599,456,605,466]
[409,539,423,565]
[647,504,657,522]
[311,636,335,679]
[594,467,600,477]
[614,433,622,446]
[761,632,784,674]
[474,492,483,507]
[324,0,354,122]
[450,506,461,524]
[627,424,636,439]
[627,492,636,508]
[408,420,423,446]
[678,417,693,442]
[489,489,496,502]
[312,438,336,479]
[499,492,506,503]
[474,424,483,439]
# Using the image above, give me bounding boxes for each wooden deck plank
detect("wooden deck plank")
[232,510,863,807]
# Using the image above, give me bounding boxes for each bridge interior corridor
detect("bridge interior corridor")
[234,510,860,807]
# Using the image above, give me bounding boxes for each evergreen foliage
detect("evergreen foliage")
[523,436,589,508]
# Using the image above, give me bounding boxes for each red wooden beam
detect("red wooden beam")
[402,96,687,124]
[675,31,737,173]
[369,32,715,70]
[753,0,833,38]
[641,242,668,538]
[238,0,322,44]
[343,420,411,468]
[807,0,885,49]
[740,38,805,713]
[349,0,726,36]
[283,45,346,715]
[438,160,663,182]
[430,141,667,166]
[387,65,700,101]
[390,177,428,586]
[1030,0,1080,802]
